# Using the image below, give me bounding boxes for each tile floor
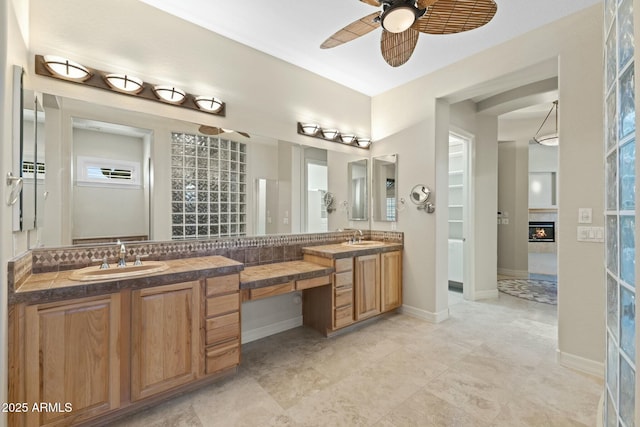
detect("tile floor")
[113,291,603,426]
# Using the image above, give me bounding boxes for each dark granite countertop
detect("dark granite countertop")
[302,241,403,259]
[11,255,244,305]
[240,260,333,290]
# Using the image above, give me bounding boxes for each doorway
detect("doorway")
[448,131,473,300]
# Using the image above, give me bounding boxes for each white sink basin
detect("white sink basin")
[341,240,387,248]
[69,261,170,281]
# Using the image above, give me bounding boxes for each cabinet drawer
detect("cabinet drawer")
[250,282,294,300]
[207,293,239,317]
[334,271,353,288]
[206,312,240,345]
[206,341,240,374]
[296,275,331,290]
[334,305,353,328]
[335,258,353,273]
[206,274,239,296]
[335,288,353,308]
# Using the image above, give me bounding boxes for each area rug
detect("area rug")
[497,278,557,305]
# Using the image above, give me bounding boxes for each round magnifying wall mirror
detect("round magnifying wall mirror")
[410,185,431,205]
[409,184,435,213]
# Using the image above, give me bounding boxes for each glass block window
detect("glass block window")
[604,0,637,424]
[170,132,247,239]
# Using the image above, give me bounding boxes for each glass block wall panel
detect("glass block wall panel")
[170,133,247,239]
[604,0,637,424]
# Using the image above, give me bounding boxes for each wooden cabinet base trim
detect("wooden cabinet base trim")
[74,367,238,427]
[206,342,240,375]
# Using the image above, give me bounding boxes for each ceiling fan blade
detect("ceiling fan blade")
[236,131,251,138]
[198,125,223,135]
[414,0,497,34]
[320,12,381,49]
[380,28,419,67]
[416,0,440,8]
[360,0,381,6]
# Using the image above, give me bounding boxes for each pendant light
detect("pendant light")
[532,100,559,146]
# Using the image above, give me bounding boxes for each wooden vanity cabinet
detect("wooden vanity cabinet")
[203,274,241,375]
[381,251,403,312]
[9,272,242,427]
[354,254,381,320]
[333,257,355,329]
[131,281,200,401]
[302,249,402,336]
[301,255,354,333]
[23,294,121,427]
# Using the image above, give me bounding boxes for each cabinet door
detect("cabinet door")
[354,254,380,320]
[381,251,403,312]
[25,294,121,427]
[131,281,200,401]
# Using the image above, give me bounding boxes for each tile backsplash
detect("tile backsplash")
[9,231,403,286]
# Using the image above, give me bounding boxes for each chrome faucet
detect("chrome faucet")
[91,256,110,269]
[351,229,363,243]
[117,240,127,267]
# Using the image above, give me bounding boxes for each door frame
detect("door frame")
[449,127,476,301]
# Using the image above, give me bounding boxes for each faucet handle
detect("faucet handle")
[91,256,110,269]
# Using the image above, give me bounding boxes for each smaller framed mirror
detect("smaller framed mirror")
[348,159,368,220]
[372,154,398,222]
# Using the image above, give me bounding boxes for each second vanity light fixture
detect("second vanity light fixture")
[37,54,225,116]
[297,122,371,149]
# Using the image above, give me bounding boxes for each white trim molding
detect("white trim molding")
[401,304,449,323]
[241,316,302,344]
[556,349,604,378]
[470,289,500,301]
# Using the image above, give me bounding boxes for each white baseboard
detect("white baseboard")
[241,316,303,344]
[471,289,500,300]
[401,304,449,323]
[497,268,528,278]
[556,349,604,378]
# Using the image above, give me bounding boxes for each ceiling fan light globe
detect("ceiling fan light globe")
[381,6,416,33]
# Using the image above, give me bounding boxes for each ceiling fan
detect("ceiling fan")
[198,125,250,138]
[321,0,498,67]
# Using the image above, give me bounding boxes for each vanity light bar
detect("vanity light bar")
[35,54,225,116]
[296,122,371,149]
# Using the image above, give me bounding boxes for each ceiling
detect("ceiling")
[139,0,602,96]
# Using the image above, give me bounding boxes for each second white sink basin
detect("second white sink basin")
[69,261,170,281]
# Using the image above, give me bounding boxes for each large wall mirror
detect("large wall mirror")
[348,159,368,221]
[24,93,365,247]
[18,92,45,233]
[372,154,398,222]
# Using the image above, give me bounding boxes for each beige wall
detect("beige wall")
[371,4,604,369]
[1,1,30,425]
[1,6,609,417]
[497,140,529,276]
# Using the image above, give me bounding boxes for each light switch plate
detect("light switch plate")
[578,208,593,224]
